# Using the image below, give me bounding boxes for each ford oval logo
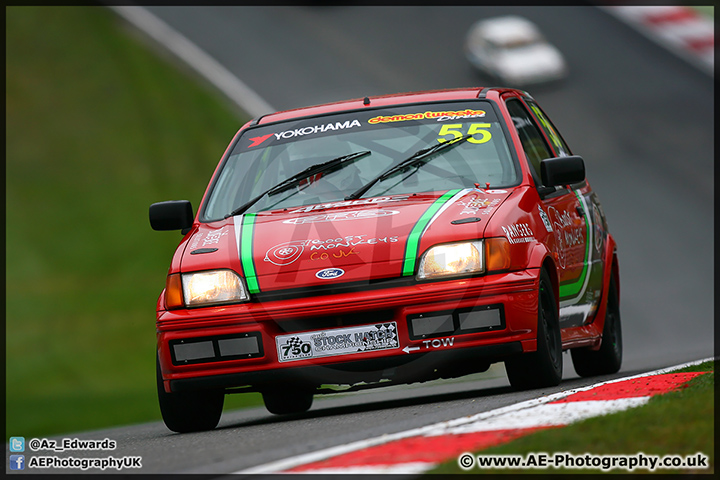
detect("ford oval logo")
[315,268,345,280]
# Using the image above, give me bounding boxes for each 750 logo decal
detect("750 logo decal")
[277,336,313,361]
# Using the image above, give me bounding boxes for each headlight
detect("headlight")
[172,270,248,307]
[417,241,484,280]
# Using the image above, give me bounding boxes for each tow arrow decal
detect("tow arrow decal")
[402,346,420,354]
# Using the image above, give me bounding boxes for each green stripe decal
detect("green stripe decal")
[558,190,591,299]
[402,189,462,276]
[240,213,260,294]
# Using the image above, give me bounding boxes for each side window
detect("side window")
[526,100,571,157]
[506,99,552,181]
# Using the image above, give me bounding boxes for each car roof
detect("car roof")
[251,87,526,126]
[470,15,541,44]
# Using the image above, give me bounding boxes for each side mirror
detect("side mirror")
[540,155,585,188]
[149,200,193,232]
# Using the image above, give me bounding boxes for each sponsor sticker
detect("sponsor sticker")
[189,226,230,251]
[315,267,345,279]
[501,223,535,244]
[276,322,399,362]
[264,235,399,266]
[538,205,553,232]
[288,196,408,213]
[593,203,604,253]
[283,209,399,224]
[245,120,362,148]
[548,206,584,270]
[368,109,486,124]
[265,241,307,266]
[458,196,501,216]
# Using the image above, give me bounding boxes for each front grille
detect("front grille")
[407,304,505,340]
[252,276,415,303]
[169,332,263,365]
[274,309,395,334]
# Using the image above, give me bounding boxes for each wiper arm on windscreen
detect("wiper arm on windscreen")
[224,150,371,218]
[345,134,471,200]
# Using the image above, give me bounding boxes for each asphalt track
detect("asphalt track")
[14,5,714,475]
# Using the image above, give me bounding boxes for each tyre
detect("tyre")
[156,357,224,433]
[571,274,622,377]
[262,388,314,415]
[505,269,563,390]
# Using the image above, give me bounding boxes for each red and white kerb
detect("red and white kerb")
[239,363,708,475]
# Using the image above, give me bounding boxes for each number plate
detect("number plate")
[276,322,399,363]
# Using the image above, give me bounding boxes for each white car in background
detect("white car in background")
[465,15,567,86]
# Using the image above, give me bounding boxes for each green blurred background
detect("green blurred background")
[6,6,261,438]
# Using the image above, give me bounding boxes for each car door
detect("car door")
[525,98,607,326]
[505,97,590,328]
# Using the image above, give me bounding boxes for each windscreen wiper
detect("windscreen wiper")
[345,134,471,201]
[224,150,371,218]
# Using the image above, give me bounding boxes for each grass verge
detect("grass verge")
[429,360,714,474]
[6,5,263,438]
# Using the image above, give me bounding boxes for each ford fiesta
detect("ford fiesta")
[150,87,621,433]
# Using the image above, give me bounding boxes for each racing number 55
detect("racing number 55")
[438,123,492,144]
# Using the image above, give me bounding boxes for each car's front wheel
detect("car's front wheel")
[505,269,563,390]
[571,274,622,377]
[262,387,314,415]
[156,357,224,433]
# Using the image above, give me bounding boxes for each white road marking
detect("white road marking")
[108,6,275,117]
[600,6,714,76]
[237,357,714,474]
[439,398,649,434]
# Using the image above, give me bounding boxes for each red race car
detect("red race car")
[150,87,621,433]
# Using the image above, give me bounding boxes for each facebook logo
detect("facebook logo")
[9,455,25,470]
[9,436,25,452]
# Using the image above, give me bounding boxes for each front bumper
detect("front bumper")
[157,269,541,393]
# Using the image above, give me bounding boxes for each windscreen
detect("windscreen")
[201,101,518,222]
